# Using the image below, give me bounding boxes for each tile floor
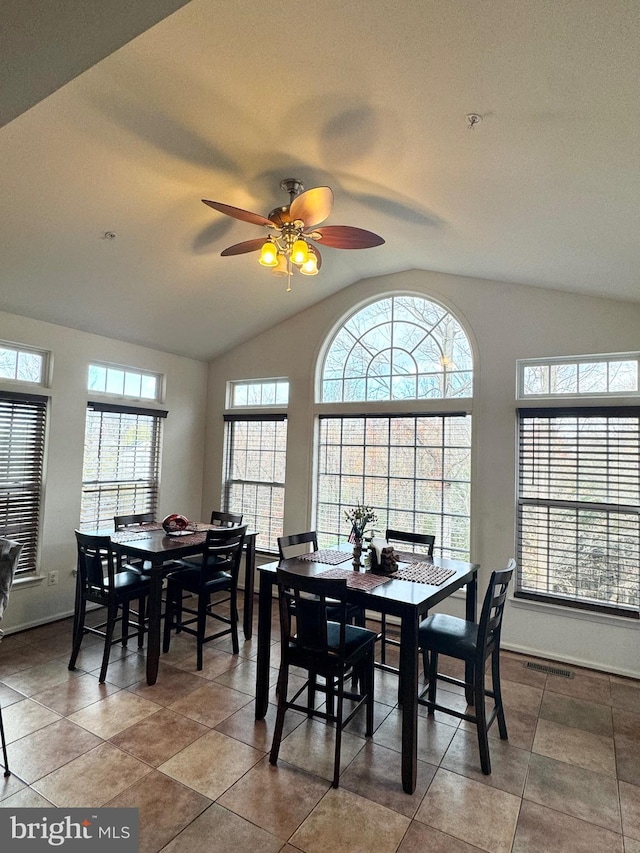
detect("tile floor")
[1,595,639,853]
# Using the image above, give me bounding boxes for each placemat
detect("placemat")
[394,549,432,564]
[317,568,392,589]
[392,562,456,585]
[298,549,351,565]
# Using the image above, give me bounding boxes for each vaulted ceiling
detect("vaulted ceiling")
[1,1,638,360]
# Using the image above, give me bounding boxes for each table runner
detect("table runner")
[392,562,456,586]
[298,549,351,565]
[317,567,391,589]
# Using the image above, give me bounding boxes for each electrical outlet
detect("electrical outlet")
[47,570,59,586]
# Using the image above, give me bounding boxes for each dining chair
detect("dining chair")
[379,529,435,668]
[418,559,515,775]
[0,537,23,776]
[69,531,150,683]
[178,510,244,572]
[269,568,377,787]
[162,525,247,669]
[278,532,363,626]
[114,512,156,573]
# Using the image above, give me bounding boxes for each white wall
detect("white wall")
[0,310,208,634]
[203,269,640,678]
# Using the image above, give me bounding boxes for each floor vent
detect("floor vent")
[525,661,574,678]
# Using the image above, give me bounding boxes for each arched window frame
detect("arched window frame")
[314,292,476,560]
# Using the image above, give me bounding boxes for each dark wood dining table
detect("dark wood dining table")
[109,522,257,685]
[254,549,478,794]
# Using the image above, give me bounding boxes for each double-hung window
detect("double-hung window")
[516,354,640,617]
[80,402,166,530]
[223,379,288,553]
[0,391,47,575]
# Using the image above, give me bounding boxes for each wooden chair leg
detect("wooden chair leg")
[333,677,345,787]
[121,601,130,647]
[379,614,387,664]
[162,586,175,653]
[269,666,289,766]
[137,595,146,648]
[427,650,438,713]
[230,587,239,654]
[474,663,491,775]
[196,593,207,671]
[0,702,10,776]
[492,649,508,740]
[365,653,374,737]
[99,604,117,684]
[68,598,87,671]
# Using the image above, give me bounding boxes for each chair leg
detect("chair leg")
[0,702,10,776]
[137,595,146,648]
[379,614,387,664]
[230,587,239,655]
[427,650,438,714]
[492,649,508,740]
[364,653,374,737]
[333,676,345,787]
[308,669,317,717]
[121,601,130,647]
[269,665,290,767]
[68,597,87,671]
[162,585,175,653]
[99,603,118,684]
[474,663,491,775]
[196,593,207,671]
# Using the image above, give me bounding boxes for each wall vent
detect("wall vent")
[525,661,574,678]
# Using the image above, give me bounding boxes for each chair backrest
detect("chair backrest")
[385,529,435,557]
[75,531,118,599]
[476,559,515,659]
[201,525,247,582]
[114,512,155,530]
[276,568,349,662]
[210,509,243,527]
[278,531,318,560]
[0,538,23,623]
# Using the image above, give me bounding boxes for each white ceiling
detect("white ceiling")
[1,0,638,361]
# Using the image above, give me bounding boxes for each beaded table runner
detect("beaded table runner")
[392,562,455,586]
[298,549,351,565]
[317,567,392,589]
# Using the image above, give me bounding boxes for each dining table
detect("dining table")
[109,522,257,685]
[254,547,478,794]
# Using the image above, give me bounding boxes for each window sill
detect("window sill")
[510,594,640,629]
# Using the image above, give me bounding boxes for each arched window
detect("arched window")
[316,295,474,560]
[320,295,473,403]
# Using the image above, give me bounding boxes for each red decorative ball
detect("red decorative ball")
[162,513,189,533]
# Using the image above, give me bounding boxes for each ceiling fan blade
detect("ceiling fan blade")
[290,187,334,228]
[220,237,266,256]
[202,199,274,228]
[310,225,385,249]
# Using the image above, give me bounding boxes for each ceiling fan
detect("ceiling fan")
[202,178,384,291]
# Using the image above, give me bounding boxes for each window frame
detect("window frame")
[0,341,50,387]
[79,401,167,532]
[517,352,640,399]
[0,390,48,575]
[87,361,164,403]
[516,405,640,619]
[222,413,287,554]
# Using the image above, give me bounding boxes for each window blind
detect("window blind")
[223,414,287,552]
[0,391,47,574]
[517,407,640,617]
[80,403,165,531]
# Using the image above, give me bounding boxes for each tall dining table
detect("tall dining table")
[255,548,478,794]
[109,522,257,685]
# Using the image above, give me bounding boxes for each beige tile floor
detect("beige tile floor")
[1,595,639,853]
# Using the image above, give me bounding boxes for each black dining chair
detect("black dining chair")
[378,529,435,668]
[278,531,318,559]
[269,568,377,787]
[418,559,515,775]
[69,531,150,683]
[178,510,244,572]
[162,525,247,669]
[114,512,156,573]
[0,537,23,776]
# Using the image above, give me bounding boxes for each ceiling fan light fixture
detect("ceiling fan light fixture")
[271,254,289,276]
[291,238,309,266]
[258,238,278,267]
[300,247,319,276]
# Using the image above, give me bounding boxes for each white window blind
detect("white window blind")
[80,402,166,531]
[0,391,47,574]
[223,414,287,552]
[517,407,640,617]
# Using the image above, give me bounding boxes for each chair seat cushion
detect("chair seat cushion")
[107,569,150,593]
[418,613,478,660]
[165,566,231,594]
[327,622,377,657]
